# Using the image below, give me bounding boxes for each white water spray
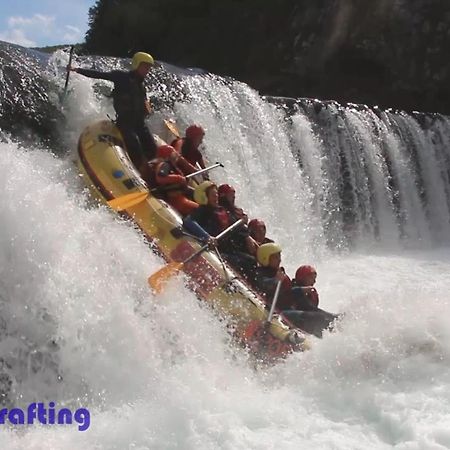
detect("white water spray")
[1,56,450,448]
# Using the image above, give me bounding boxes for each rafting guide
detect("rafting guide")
[0,402,90,431]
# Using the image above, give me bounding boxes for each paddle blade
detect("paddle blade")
[163,119,180,138]
[107,191,149,211]
[148,262,184,293]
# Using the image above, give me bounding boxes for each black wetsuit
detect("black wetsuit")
[76,68,157,166]
[218,197,257,278]
[253,266,293,310]
[284,284,340,338]
[252,268,340,338]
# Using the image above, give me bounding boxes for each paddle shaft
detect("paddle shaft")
[63,46,75,98]
[149,162,223,193]
[108,161,223,210]
[267,279,282,323]
[181,218,244,265]
[148,218,244,293]
[185,162,223,179]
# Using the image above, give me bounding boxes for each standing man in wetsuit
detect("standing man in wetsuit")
[69,52,157,171]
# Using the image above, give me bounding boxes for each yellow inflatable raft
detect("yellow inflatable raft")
[77,120,309,360]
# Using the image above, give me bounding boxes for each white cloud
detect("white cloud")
[65,25,81,33]
[0,11,85,47]
[0,28,36,47]
[63,25,82,42]
[0,14,55,47]
[8,14,55,29]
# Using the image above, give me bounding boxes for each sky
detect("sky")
[0,0,96,48]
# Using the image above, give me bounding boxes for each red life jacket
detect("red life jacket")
[146,159,184,189]
[172,138,203,166]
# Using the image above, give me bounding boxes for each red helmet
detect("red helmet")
[295,265,317,284]
[157,144,175,159]
[218,184,235,196]
[248,218,265,231]
[186,125,205,140]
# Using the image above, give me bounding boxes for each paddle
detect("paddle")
[185,162,223,179]
[106,191,149,211]
[148,218,244,293]
[107,162,224,211]
[267,279,282,323]
[245,279,284,353]
[163,119,180,138]
[61,45,75,104]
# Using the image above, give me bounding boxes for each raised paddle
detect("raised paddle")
[61,45,75,104]
[148,219,244,293]
[107,162,224,211]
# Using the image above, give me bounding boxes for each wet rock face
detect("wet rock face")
[0,42,188,147]
[242,0,450,114]
[0,42,65,146]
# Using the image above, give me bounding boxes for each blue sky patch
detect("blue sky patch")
[0,0,96,47]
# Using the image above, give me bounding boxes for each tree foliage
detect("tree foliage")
[83,0,450,113]
[84,0,296,76]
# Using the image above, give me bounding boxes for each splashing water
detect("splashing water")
[1,49,450,448]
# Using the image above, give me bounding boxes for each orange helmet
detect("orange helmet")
[186,125,205,140]
[157,144,175,159]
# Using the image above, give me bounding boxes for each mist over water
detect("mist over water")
[1,49,450,449]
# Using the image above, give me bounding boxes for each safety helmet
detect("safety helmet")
[256,243,282,267]
[218,184,235,196]
[194,181,216,205]
[295,265,317,284]
[186,125,205,140]
[131,52,154,70]
[248,218,265,231]
[157,144,175,159]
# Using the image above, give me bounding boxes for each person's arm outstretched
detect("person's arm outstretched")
[68,66,122,82]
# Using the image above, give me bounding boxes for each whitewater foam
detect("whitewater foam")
[1,56,450,448]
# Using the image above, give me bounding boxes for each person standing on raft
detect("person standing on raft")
[69,52,158,172]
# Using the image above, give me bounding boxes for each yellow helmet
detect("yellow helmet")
[194,181,216,205]
[131,52,154,70]
[257,243,282,266]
